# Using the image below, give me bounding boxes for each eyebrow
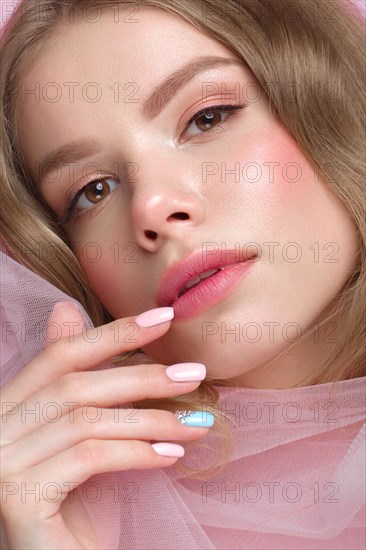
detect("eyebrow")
[143,55,242,120]
[36,55,242,185]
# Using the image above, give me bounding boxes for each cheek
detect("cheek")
[76,240,119,309]
[68,210,139,317]
[248,127,317,207]
[268,135,318,209]
[226,123,344,246]
[257,128,359,267]
[209,120,319,233]
[77,252,143,318]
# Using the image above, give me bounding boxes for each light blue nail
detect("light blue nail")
[175,410,215,427]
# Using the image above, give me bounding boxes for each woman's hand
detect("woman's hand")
[0,303,210,549]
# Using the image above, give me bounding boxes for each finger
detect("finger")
[0,362,206,443]
[2,439,184,520]
[2,408,210,473]
[48,301,85,339]
[1,307,174,405]
[2,302,85,404]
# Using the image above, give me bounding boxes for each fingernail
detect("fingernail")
[135,307,174,328]
[165,363,206,382]
[151,442,185,457]
[175,410,215,428]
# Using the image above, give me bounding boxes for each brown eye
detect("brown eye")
[195,110,222,131]
[58,177,120,226]
[182,104,246,141]
[75,178,119,211]
[84,180,111,203]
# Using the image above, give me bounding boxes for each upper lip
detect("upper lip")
[157,247,257,307]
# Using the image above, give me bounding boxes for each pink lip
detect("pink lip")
[156,248,257,320]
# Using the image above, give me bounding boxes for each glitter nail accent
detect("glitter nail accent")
[175,410,195,424]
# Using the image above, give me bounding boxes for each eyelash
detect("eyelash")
[183,102,246,138]
[58,102,247,226]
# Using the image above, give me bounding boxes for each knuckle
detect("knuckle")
[73,405,93,426]
[73,406,86,425]
[45,337,70,360]
[0,445,14,473]
[75,406,103,435]
[142,410,175,431]
[129,440,151,465]
[45,337,80,371]
[0,468,18,487]
[139,364,160,390]
[73,439,106,465]
[1,474,23,515]
[56,372,89,400]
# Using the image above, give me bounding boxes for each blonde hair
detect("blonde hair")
[1,0,365,479]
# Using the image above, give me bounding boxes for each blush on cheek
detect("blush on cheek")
[267,131,319,205]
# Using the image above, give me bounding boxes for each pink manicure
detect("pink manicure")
[135,307,174,328]
[152,442,185,457]
[165,363,206,382]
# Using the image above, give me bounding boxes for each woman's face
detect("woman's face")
[16,7,359,388]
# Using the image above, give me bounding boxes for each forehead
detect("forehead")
[17,7,238,91]
[15,6,242,172]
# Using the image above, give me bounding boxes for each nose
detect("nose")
[130,174,205,250]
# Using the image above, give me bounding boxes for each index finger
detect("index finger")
[1,306,174,405]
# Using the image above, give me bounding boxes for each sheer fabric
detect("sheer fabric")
[1,250,365,549]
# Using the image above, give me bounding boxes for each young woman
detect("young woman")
[1,0,365,548]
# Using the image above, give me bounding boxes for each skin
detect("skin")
[0,307,209,549]
[16,7,360,389]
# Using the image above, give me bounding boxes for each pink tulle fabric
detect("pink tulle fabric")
[1,249,365,549]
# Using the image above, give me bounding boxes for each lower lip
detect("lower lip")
[171,259,256,321]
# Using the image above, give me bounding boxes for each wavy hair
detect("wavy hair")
[1,0,365,479]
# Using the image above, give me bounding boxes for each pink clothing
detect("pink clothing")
[1,250,365,549]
